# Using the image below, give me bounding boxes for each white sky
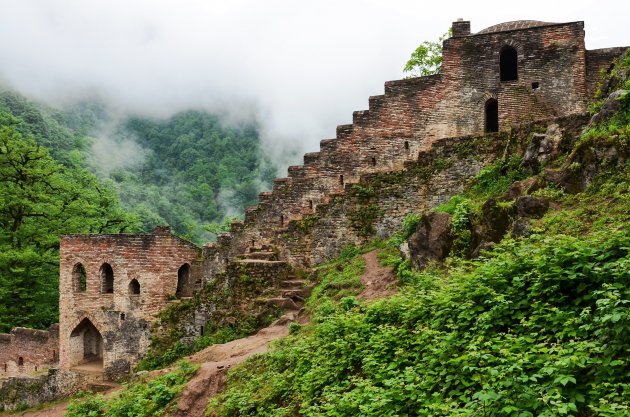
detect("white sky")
[0,0,628,164]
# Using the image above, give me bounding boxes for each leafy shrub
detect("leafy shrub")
[208,227,630,417]
[65,361,197,417]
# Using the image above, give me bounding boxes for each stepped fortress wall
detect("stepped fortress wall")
[2,19,627,387]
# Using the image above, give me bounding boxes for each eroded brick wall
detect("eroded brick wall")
[0,325,58,380]
[58,227,201,380]
[586,47,630,98]
[202,21,610,277]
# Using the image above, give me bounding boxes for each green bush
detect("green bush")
[65,361,197,417]
[208,226,630,417]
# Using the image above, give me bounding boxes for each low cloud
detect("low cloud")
[0,0,628,172]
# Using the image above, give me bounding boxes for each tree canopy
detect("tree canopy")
[403,29,451,78]
[0,113,139,331]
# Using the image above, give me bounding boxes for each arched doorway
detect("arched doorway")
[69,318,103,368]
[485,99,499,133]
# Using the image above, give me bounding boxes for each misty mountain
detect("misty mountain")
[0,89,277,244]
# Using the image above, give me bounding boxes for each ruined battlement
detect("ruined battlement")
[0,324,59,379]
[51,19,628,382]
[198,20,625,272]
[58,227,202,379]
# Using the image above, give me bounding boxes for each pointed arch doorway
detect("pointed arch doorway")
[69,318,103,368]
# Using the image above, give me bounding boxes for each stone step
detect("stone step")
[257,297,300,310]
[281,286,313,301]
[87,382,120,393]
[237,251,278,261]
[270,311,299,326]
[280,279,309,289]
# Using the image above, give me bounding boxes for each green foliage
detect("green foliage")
[295,214,320,234]
[435,195,470,215]
[202,215,242,238]
[65,361,197,417]
[403,29,451,78]
[347,204,384,237]
[400,213,420,239]
[209,223,630,417]
[470,156,527,199]
[115,111,276,243]
[0,113,139,331]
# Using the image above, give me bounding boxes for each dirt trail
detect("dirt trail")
[358,250,398,300]
[171,323,291,417]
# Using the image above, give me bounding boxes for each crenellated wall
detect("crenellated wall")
[201,20,625,277]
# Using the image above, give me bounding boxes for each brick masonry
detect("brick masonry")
[0,325,58,380]
[58,226,202,380]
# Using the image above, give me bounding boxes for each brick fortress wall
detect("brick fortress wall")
[203,20,627,274]
[58,227,202,380]
[0,325,58,380]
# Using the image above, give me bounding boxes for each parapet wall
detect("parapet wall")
[0,324,59,380]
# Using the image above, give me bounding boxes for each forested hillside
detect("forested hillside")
[114,111,277,241]
[0,88,275,331]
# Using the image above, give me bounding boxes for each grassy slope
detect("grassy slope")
[203,136,630,415]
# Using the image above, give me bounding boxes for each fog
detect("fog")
[0,0,629,171]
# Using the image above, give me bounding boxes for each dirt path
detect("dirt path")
[358,250,398,300]
[170,323,291,417]
[173,250,397,416]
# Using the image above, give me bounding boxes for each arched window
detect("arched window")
[500,46,518,81]
[177,264,190,299]
[280,215,284,227]
[371,157,376,166]
[18,357,24,366]
[100,263,114,294]
[485,99,499,133]
[339,175,344,186]
[72,263,87,292]
[128,279,140,295]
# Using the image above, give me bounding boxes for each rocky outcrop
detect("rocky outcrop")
[522,123,565,173]
[408,213,453,270]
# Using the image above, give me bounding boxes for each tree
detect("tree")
[0,113,139,331]
[403,29,451,78]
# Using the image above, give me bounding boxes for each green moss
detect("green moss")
[295,214,319,234]
[347,204,384,237]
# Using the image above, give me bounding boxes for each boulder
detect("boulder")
[515,196,549,219]
[522,123,563,172]
[589,89,627,125]
[502,176,543,200]
[407,212,453,270]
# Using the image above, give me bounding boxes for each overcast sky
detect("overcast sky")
[0,0,629,164]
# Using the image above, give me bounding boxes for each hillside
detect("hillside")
[46,51,630,417]
[0,89,276,331]
[0,90,277,242]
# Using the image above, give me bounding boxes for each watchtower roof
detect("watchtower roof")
[477,20,557,34]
